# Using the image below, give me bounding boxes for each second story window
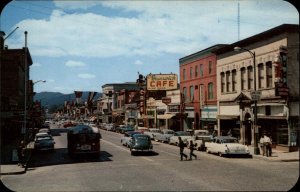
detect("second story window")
[190,85,194,101]
[208,82,214,99]
[232,69,237,92]
[241,67,246,90]
[200,64,203,77]
[266,61,273,88]
[226,71,231,92]
[221,72,225,93]
[248,66,253,90]
[183,87,187,102]
[183,69,186,81]
[209,61,212,74]
[195,65,198,77]
[190,67,193,79]
[258,63,264,89]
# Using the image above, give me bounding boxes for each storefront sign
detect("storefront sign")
[147,74,178,91]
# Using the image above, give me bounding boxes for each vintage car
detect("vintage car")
[187,135,213,151]
[169,131,192,146]
[128,134,153,155]
[205,136,250,157]
[154,129,175,143]
[120,131,141,147]
[143,128,161,140]
[34,132,55,151]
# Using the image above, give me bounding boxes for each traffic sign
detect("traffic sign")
[250,91,261,101]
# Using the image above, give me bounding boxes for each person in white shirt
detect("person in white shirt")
[259,135,265,156]
[264,134,272,157]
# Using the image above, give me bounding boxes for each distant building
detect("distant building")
[214,24,299,151]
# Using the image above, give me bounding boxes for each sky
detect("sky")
[1,0,299,94]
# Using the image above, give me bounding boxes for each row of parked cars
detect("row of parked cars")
[98,122,250,157]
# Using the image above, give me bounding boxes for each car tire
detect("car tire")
[206,148,210,154]
[218,152,223,157]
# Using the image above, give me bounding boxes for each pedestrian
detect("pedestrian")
[259,135,265,156]
[189,140,197,160]
[264,134,272,157]
[178,137,188,161]
[17,140,25,167]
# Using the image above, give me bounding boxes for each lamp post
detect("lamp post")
[234,46,260,155]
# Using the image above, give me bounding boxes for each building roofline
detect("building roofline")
[213,24,299,54]
[179,44,227,65]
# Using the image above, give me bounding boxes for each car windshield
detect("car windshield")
[222,139,238,143]
[36,136,52,141]
[134,135,150,141]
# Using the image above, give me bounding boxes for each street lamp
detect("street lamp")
[234,46,260,155]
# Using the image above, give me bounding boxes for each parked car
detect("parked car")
[121,131,141,147]
[169,131,192,146]
[105,123,115,131]
[143,128,161,140]
[128,134,153,155]
[205,136,250,157]
[120,126,135,134]
[38,128,51,135]
[34,132,55,151]
[154,129,175,143]
[187,135,213,151]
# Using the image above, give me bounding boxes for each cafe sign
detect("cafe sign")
[147,74,178,91]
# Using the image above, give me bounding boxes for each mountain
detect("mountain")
[34,91,102,107]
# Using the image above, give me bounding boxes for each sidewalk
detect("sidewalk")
[248,146,300,162]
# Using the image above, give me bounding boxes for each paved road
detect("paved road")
[2,126,299,191]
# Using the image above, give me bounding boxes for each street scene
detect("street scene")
[1,121,299,191]
[1,1,299,192]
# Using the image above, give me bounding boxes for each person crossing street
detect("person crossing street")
[189,140,197,160]
[178,137,188,161]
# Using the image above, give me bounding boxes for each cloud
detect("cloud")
[65,60,86,67]
[78,73,96,79]
[134,60,143,65]
[8,1,299,59]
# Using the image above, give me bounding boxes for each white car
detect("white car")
[169,131,192,146]
[205,136,250,157]
[154,129,175,143]
[187,135,213,151]
[143,128,161,140]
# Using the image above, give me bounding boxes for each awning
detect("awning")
[157,114,175,119]
[217,115,239,120]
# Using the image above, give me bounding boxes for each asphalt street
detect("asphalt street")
[1,125,299,191]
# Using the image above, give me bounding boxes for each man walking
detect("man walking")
[17,140,25,167]
[189,140,197,160]
[178,137,188,161]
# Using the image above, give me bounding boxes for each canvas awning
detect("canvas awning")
[157,113,175,119]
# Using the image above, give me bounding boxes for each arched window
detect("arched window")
[232,69,237,92]
[258,63,264,89]
[226,71,231,92]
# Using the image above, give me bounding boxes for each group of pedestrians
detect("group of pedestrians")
[259,133,272,157]
[178,137,197,161]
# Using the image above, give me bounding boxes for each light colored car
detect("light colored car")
[205,136,250,157]
[121,131,141,147]
[154,129,175,143]
[34,132,55,151]
[187,135,213,151]
[169,131,192,146]
[143,128,161,140]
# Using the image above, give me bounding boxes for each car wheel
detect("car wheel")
[206,148,210,154]
[218,152,223,157]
